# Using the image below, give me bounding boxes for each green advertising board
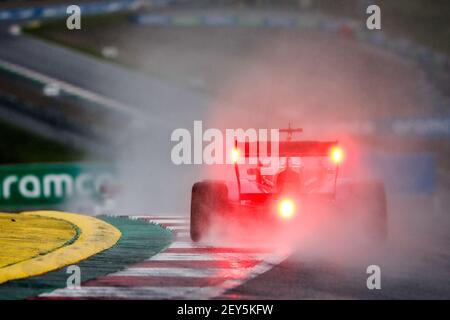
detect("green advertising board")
[0,163,116,210]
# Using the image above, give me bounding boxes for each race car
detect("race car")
[190,125,388,243]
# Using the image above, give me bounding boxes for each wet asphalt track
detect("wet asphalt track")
[223,175,450,300]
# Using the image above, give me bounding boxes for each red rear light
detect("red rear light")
[330,146,344,164]
[278,198,295,219]
[231,148,240,163]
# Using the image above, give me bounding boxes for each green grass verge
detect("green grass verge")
[0,216,173,300]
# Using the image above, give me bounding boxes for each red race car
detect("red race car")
[190,126,387,243]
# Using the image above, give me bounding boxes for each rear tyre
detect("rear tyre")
[190,181,228,242]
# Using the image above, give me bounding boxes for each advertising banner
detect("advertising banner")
[0,163,115,209]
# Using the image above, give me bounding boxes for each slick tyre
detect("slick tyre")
[190,181,228,242]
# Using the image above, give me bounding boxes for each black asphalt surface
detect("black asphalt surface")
[224,175,450,299]
[223,253,450,299]
[0,30,209,124]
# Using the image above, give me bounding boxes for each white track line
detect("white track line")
[163,226,190,231]
[130,215,188,220]
[110,267,250,278]
[175,232,190,238]
[169,241,215,249]
[145,219,189,225]
[148,252,270,261]
[40,286,215,299]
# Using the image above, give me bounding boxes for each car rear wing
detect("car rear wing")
[233,139,342,200]
[237,140,338,158]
